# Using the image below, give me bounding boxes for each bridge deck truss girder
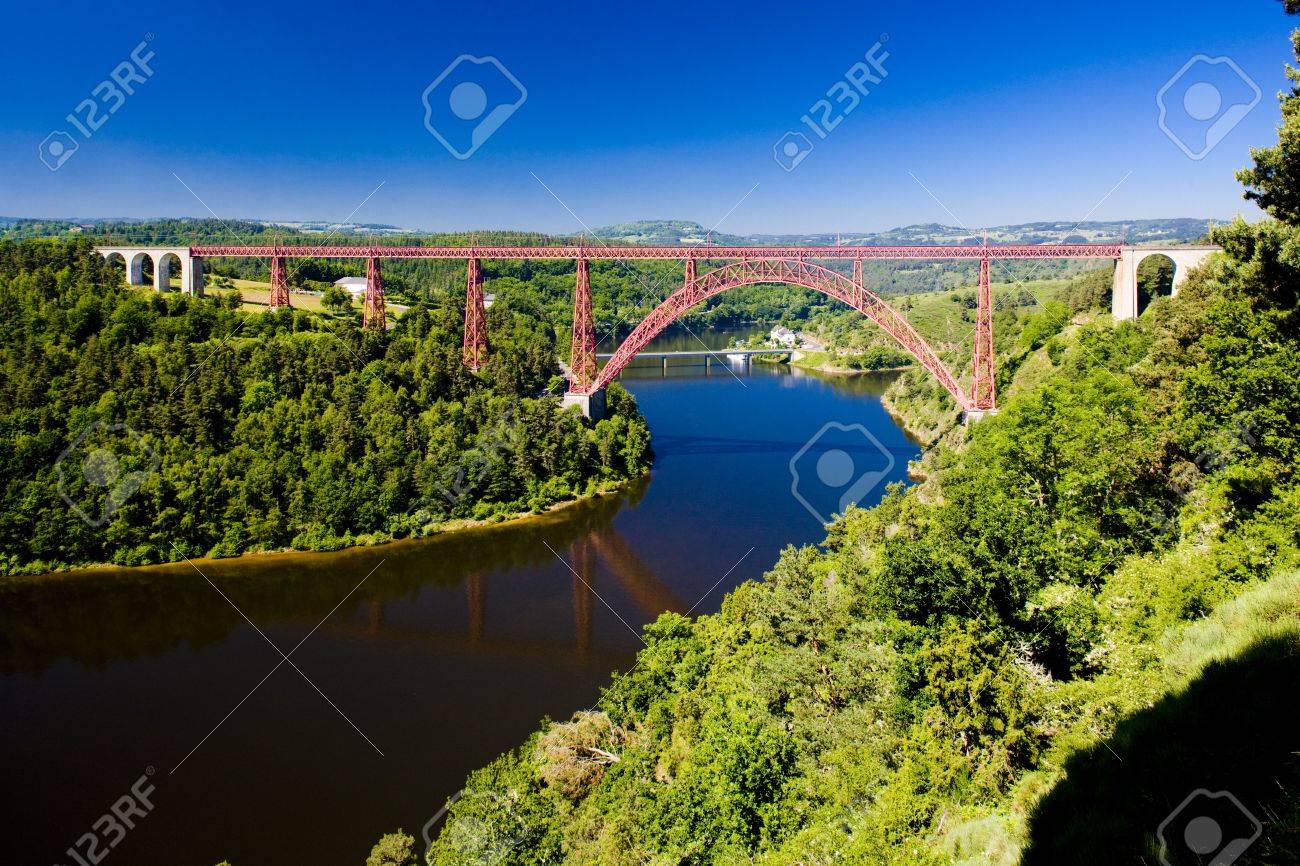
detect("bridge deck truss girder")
[190,244,1125,261]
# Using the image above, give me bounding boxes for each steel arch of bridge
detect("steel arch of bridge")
[586,258,967,407]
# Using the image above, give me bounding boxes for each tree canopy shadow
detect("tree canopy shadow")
[1021,634,1300,865]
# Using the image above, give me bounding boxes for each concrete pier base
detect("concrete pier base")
[963,408,999,424]
[561,388,606,421]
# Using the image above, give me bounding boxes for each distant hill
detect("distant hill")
[593,218,1217,247]
[591,220,751,246]
[3,215,1217,249]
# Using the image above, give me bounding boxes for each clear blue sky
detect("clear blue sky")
[2,0,1294,234]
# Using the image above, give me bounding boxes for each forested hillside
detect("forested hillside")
[0,238,651,575]
[382,19,1300,866]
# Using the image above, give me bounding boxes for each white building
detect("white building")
[770,326,797,347]
[334,276,368,298]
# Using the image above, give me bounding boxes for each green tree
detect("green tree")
[322,283,352,314]
[365,832,417,866]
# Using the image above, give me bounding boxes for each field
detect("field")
[157,276,404,318]
[886,274,1079,348]
[208,278,332,313]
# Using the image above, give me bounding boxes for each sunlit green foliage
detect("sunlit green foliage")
[0,238,651,574]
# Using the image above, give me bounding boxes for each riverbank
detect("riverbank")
[11,474,644,581]
[792,349,913,374]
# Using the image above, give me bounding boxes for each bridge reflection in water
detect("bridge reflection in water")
[0,476,682,676]
[314,522,686,666]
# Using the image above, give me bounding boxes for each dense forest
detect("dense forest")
[369,14,1300,866]
[0,239,651,575]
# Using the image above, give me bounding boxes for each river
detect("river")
[0,326,919,866]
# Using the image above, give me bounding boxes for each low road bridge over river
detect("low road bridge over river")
[95,242,1219,420]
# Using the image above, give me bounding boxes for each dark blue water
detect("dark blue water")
[0,327,918,866]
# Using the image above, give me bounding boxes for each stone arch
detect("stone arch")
[127,251,153,286]
[102,251,127,283]
[1111,246,1219,320]
[1136,252,1176,315]
[155,252,183,292]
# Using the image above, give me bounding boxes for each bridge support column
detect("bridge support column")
[184,255,204,297]
[153,256,171,293]
[1112,249,1139,320]
[569,254,597,390]
[463,257,489,370]
[268,255,290,309]
[561,388,606,421]
[363,255,386,329]
[969,256,996,412]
